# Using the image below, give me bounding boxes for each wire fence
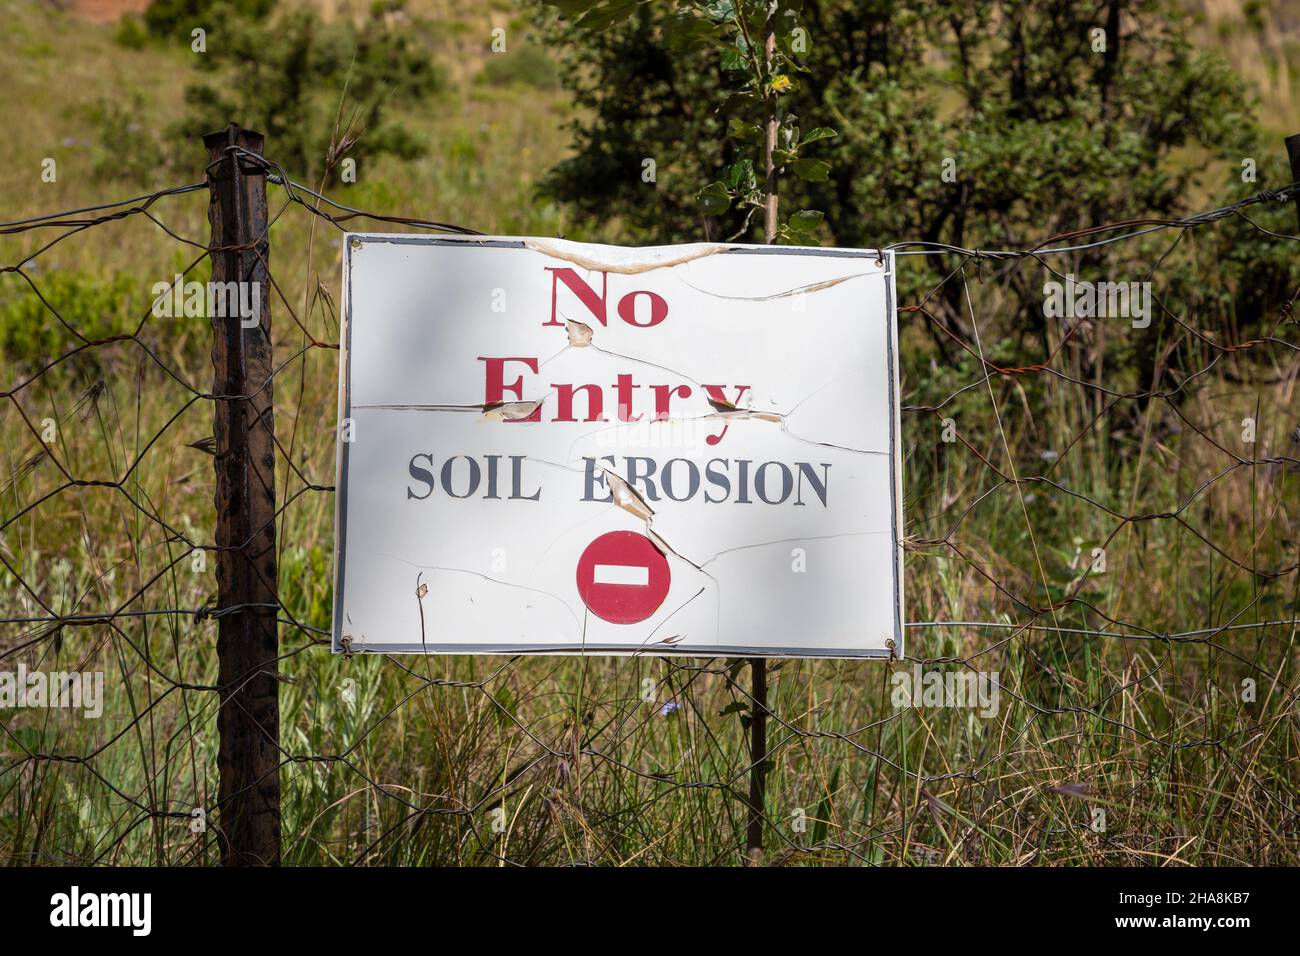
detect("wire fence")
[0,144,1297,866]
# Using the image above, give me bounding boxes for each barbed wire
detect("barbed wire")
[889,181,1300,258]
[0,157,1296,866]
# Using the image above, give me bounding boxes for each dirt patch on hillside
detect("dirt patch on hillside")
[67,0,150,24]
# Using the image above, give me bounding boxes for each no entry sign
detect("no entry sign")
[576,531,672,625]
[333,236,902,657]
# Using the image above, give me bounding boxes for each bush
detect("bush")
[477,45,559,90]
[143,0,274,41]
[0,270,141,365]
[82,96,166,186]
[171,3,441,182]
[113,14,150,49]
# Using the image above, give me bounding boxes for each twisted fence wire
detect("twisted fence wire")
[0,153,1297,866]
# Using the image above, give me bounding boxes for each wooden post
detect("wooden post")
[203,124,281,866]
[746,1,780,867]
[745,651,769,865]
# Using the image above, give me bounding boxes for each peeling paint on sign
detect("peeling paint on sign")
[333,235,903,657]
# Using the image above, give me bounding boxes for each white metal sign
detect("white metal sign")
[333,236,902,657]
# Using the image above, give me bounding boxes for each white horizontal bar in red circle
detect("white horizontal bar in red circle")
[593,564,650,586]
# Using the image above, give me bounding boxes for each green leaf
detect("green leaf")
[720,88,758,117]
[663,11,723,50]
[697,180,732,215]
[790,157,830,181]
[574,0,638,31]
[783,208,824,244]
[800,126,837,146]
[725,158,754,190]
[701,0,736,23]
[727,118,761,144]
[720,45,748,73]
[545,0,601,16]
[788,209,824,229]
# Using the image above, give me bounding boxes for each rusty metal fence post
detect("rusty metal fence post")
[203,124,281,866]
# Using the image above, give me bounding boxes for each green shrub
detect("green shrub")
[477,45,559,90]
[0,270,163,366]
[81,96,166,186]
[143,0,274,41]
[171,3,441,182]
[113,14,150,49]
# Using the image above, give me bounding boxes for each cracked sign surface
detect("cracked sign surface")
[333,235,903,657]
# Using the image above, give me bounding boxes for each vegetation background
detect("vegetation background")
[0,0,1296,865]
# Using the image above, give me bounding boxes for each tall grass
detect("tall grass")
[0,0,1296,866]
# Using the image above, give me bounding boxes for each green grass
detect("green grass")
[0,0,1297,866]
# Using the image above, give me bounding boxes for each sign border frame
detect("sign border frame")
[332,235,904,659]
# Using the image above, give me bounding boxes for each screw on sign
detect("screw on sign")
[576,531,671,625]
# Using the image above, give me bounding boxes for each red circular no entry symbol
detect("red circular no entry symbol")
[576,531,671,625]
